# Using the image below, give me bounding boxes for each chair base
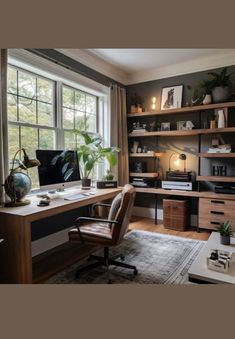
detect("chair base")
[75,247,138,280]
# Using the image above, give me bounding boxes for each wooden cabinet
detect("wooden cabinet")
[163,198,189,231]
[199,197,235,230]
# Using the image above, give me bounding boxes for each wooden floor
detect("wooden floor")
[129,216,211,241]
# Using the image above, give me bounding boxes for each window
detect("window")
[7,66,56,188]
[7,62,101,189]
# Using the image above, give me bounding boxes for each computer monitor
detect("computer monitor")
[36,149,81,191]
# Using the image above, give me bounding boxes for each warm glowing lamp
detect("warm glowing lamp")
[168,152,187,172]
[151,96,156,110]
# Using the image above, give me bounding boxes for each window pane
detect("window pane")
[18,71,36,99]
[7,67,17,94]
[21,126,38,159]
[75,91,85,111]
[27,167,39,190]
[75,111,85,131]
[86,114,96,132]
[37,78,54,103]
[7,94,17,121]
[8,124,19,162]
[86,95,96,114]
[39,129,55,149]
[38,102,54,126]
[63,108,74,129]
[62,86,74,108]
[19,97,36,124]
[64,131,76,149]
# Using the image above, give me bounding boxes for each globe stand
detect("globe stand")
[4,199,31,207]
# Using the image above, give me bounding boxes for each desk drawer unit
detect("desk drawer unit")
[163,199,189,231]
[199,198,235,230]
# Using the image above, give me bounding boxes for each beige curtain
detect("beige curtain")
[0,49,8,205]
[110,84,129,186]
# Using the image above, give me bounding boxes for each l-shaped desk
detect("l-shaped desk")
[0,187,122,284]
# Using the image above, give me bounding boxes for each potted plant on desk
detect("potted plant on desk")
[73,131,120,189]
[217,220,233,245]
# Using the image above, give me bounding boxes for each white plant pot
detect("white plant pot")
[202,94,212,105]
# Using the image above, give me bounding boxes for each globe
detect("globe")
[4,171,32,206]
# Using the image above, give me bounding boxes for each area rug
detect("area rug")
[46,230,205,284]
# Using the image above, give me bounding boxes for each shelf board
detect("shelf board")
[128,127,235,138]
[196,176,235,182]
[127,102,235,118]
[129,152,163,158]
[134,187,235,200]
[129,172,159,178]
[199,153,235,158]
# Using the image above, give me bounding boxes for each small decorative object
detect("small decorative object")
[142,146,148,153]
[131,121,146,134]
[212,165,227,176]
[102,169,114,181]
[161,85,183,110]
[207,249,233,272]
[177,121,186,130]
[185,120,195,130]
[217,109,226,128]
[4,148,41,207]
[187,85,203,106]
[130,93,144,113]
[207,67,232,103]
[161,122,170,131]
[151,96,157,110]
[137,147,142,153]
[134,161,147,173]
[217,220,233,245]
[202,94,212,105]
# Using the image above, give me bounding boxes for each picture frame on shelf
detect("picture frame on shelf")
[161,85,183,110]
[161,122,170,131]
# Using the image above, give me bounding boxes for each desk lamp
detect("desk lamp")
[168,152,187,172]
[4,148,40,207]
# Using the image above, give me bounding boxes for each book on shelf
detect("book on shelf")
[207,144,231,153]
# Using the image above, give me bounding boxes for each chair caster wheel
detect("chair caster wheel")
[120,255,125,261]
[134,269,138,276]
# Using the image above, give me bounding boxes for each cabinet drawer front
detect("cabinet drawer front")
[199,198,235,216]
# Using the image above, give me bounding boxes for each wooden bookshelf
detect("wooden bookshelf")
[128,127,235,137]
[198,153,235,158]
[129,172,159,178]
[196,176,235,182]
[127,102,235,117]
[129,152,163,157]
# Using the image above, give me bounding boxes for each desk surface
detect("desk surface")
[188,232,235,284]
[0,187,122,221]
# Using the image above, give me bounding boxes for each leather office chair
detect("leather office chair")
[68,184,138,280]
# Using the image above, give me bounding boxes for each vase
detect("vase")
[202,94,212,105]
[220,235,230,245]
[212,86,230,103]
[81,178,91,190]
[217,109,225,128]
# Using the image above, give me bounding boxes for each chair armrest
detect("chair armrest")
[75,216,119,226]
[91,202,112,217]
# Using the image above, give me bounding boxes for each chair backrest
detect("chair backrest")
[111,184,136,246]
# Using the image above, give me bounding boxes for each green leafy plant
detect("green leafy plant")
[199,79,214,94]
[73,131,120,179]
[130,93,144,107]
[207,67,232,88]
[217,220,233,236]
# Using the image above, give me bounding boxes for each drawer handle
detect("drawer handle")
[210,211,224,215]
[210,221,220,225]
[210,200,225,204]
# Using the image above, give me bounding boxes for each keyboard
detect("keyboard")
[64,192,96,201]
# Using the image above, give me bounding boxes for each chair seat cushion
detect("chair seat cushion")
[69,222,112,241]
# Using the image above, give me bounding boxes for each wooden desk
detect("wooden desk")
[0,187,121,284]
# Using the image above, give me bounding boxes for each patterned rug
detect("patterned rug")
[46,230,205,284]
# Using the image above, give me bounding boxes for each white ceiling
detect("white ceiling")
[58,49,235,85]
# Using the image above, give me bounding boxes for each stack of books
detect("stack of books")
[207,249,233,273]
[131,127,146,134]
[207,144,231,153]
[131,177,156,187]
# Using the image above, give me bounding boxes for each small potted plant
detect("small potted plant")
[217,220,233,245]
[199,79,213,105]
[130,93,144,113]
[102,169,114,181]
[207,67,232,103]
